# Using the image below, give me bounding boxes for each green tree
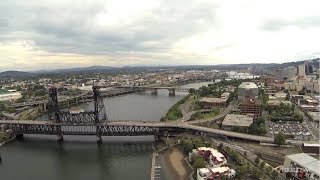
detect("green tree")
[189,88,196,94]
[271,170,279,179]
[274,133,286,146]
[260,161,266,168]
[251,167,263,179]
[192,156,207,169]
[194,137,205,148]
[236,166,248,179]
[181,139,194,153]
[266,166,273,174]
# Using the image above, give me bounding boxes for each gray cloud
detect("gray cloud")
[0,0,218,56]
[261,16,320,31]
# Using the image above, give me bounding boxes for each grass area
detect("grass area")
[163,95,191,121]
[190,108,220,120]
[0,132,12,143]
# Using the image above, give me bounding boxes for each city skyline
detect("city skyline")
[0,0,320,71]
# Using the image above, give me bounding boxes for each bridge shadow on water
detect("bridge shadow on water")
[1,135,154,180]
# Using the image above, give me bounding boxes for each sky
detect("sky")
[0,0,319,71]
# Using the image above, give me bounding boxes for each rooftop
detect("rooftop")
[268,100,292,106]
[200,97,227,103]
[222,114,253,127]
[238,82,258,89]
[286,153,320,174]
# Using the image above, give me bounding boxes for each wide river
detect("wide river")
[0,82,211,180]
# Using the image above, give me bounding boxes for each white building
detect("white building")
[189,147,227,167]
[283,153,319,180]
[197,167,235,180]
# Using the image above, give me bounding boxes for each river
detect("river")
[0,82,212,180]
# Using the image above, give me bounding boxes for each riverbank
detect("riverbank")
[161,147,190,180]
[0,133,15,146]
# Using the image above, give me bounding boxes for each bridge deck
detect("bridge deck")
[0,120,313,145]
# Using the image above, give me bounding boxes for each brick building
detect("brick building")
[239,98,261,117]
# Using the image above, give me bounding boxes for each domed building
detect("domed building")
[237,82,258,100]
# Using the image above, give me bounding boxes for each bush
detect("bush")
[266,166,273,174]
[236,166,248,179]
[274,132,286,146]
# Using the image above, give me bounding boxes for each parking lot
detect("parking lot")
[267,121,312,140]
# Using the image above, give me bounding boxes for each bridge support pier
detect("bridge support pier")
[76,98,79,105]
[151,88,158,95]
[96,135,102,144]
[43,103,47,111]
[168,89,175,96]
[57,134,63,142]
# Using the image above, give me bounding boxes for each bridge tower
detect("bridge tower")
[48,87,63,141]
[92,86,107,143]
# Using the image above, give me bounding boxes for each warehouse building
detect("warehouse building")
[222,114,253,131]
[283,153,319,180]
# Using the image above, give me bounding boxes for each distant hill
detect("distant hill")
[0,71,34,80]
[214,58,319,72]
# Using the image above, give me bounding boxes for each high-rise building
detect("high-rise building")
[272,69,283,81]
[304,61,310,75]
[298,64,306,77]
[286,66,296,81]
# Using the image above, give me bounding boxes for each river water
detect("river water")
[0,82,211,180]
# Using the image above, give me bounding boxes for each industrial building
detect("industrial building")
[222,114,253,131]
[283,153,319,180]
[199,97,227,109]
[237,82,258,100]
[239,98,262,117]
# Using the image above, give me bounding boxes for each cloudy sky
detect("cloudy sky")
[0,0,319,71]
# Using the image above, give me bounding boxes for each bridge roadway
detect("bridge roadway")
[10,89,136,108]
[116,85,190,92]
[0,120,313,146]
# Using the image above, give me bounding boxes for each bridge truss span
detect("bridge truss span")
[4,123,159,136]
